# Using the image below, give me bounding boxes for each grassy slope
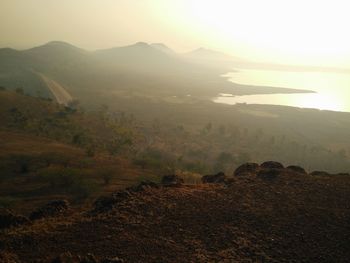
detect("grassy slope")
[0,91,155,213]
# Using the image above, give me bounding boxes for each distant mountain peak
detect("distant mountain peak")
[45,41,73,46]
[27,41,83,53]
[133,42,150,47]
[150,43,176,54]
[185,47,242,62]
[151,43,168,48]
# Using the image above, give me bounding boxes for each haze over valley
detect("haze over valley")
[1,1,350,262]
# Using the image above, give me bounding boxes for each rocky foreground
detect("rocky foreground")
[1,162,350,263]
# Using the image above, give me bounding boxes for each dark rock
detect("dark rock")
[261,161,284,169]
[234,163,260,176]
[0,251,20,263]
[161,175,184,187]
[128,181,159,192]
[51,252,76,263]
[92,196,118,214]
[257,168,281,180]
[30,200,69,221]
[92,191,131,213]
[310,171,330,176]
[202,172,227,184]
[336,173,350,176]
[80,254,98,263]
[0,209,29,230]
[101,257,124,263]
[287,165,307,174]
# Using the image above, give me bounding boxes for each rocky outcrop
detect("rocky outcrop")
[287,165,307,174]
[257,168,281,180]
[261,161,284,169]
[161,175,184,187]
[0,210,29,230]
[128,181,159,192]
[92,191,131,214]
[310,171,330,176]
[51,252,124,263]
[1,168,350,263]
[0,251,21,263]
[29,200,69,221]
[234,163,260,176]
[101,257,124,263]
[202,172,227,184]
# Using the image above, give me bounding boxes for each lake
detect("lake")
[214,69,350,112]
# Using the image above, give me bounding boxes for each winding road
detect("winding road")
[36,72,73,106]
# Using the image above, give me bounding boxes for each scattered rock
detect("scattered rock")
[50,253,124,263]
[234,163,260,176]
[101,257,124,263]
[261,161,284,169]
[30,200,69,221]
[336,173,350,176]
[92,191,131,213]
[0,251,21,263]
[51,252,76,263]
[287,165,307,174]
[310,171,330,176]
[128,181,159,192]
[80,254,98,263]
[257,169,281,180]
[202,172,227,184]
[0,209,29,230]
[161,175,184,187]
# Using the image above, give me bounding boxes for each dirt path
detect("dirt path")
[36,72,73,106]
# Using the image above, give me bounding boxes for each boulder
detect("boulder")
[287,165,307,174]
[310,171,330,176]
[234,163,260,176]
[0,251,21,263]
[161,175,184,187]
[80,254,98,263]
[29,200,69,221]
[92,191,131,213]
[261,161,284,169]
[101,257,125,263]
[257,168,281,180]
[202,172,227,184]
[336,173,350,176]
[51,252,76,263]
[128,181,159,192]
[0,209,29,230]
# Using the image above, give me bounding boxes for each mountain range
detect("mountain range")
[1,41,347,106]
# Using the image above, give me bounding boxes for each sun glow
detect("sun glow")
[165,0,350,66]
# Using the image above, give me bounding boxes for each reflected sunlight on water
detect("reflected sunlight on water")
[216,69,350,112]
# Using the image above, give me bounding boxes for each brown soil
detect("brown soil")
[1,170,350,263]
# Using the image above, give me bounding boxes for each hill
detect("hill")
[0,41,314,104]
[1,163,350,262]
[184,47,243,62]
[0,90,157,212]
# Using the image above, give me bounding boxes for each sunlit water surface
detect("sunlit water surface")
[214,69,350,112]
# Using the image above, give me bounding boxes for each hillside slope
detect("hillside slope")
[1,166,350,262]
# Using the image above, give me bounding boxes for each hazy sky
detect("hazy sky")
[1,0,349,67]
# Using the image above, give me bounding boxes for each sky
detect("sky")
[1,0,350,67]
